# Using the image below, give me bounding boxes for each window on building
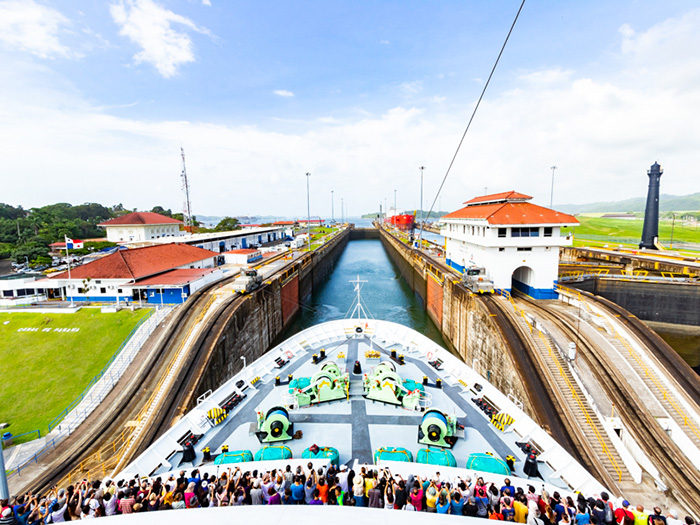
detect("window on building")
[100,287,106,294]
[544,227,553,237]
[511,227,540,237]
[498,228,507,238]
[517,247,532,251]
[499,247,505,252]
[118,289,123,293]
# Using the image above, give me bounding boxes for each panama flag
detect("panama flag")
[65,237,84,250]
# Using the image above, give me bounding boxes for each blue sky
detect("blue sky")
[2,0,700,218]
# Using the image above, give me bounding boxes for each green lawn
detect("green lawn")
[0,308,151,443]
[563,216,700,247]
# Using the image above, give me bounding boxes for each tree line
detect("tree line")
[0,203,240,265]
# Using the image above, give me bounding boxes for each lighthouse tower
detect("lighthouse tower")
[639,162,663,249]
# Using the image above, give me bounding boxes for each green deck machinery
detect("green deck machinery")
[290,362,349,407]
[363,361,423,410]
[418,409,459,448]
[256,406,294,443]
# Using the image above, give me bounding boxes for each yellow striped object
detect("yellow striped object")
[207,407,228,426]
[491,412,515,432]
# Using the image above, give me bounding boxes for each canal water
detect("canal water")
[281,239,445,346]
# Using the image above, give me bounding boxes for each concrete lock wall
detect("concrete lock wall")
[379,228,536,417]
[187,228,350,407]
[572,278,700,326]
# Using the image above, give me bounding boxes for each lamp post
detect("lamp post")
[341,198,344,224]
[550,165,557,208]
[419,166,425,247]
[0,422,9,500]
[240,356,247,379]
[306,172,311,251]
[394,189,397,213]
[331,190,334,223]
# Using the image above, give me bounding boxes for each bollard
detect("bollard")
[423,376,428,386]
[353,360,362,375]
[275,376,281,386]
[391,350,397,359]
[288,374,293,382]
[312,354,318,364]
[320,349,326,359]
[436,378,442,389]
[398,354,404,365]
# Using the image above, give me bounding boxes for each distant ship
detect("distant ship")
[386,210,415,231]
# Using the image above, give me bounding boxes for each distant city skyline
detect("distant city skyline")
[1,1,699,217]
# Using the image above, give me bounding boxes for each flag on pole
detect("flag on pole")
[65,237,83,249]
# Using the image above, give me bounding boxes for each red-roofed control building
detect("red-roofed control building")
[440,191,578,299]
[98,212,184,243]
[48,244,221,304]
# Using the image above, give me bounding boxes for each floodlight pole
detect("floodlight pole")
[331,190,334,223]
[550,165,557,208]
[306,172,311,251]
[419,166,425,247]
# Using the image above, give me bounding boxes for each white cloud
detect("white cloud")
[0,0,72,58]
[399,80,423,96]
[110,0,210,78]
[2,8,700,216]
[273,90,294,97]
[379,40,389,45]
[202,0,212,5]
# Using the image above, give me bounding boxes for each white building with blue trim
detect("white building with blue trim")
[46,243,222,305]
[440,191,578,299]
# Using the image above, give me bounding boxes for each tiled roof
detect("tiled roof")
[442,202,578,225]
[132,268,217,286]
[48,244,218,280]
[273,221,296,225]
[463,191,532,206]
[98,212,183,226]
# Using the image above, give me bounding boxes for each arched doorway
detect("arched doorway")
[511,265,535,296]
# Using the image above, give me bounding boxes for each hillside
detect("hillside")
[557,193,700,214]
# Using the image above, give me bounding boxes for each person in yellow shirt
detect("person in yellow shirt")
[514,494,528,523]
[633,505,649,525]
[425,482,438,513]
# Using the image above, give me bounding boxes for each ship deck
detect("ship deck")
[122,319,606,497]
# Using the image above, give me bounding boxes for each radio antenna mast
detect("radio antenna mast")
[180,147,193,231]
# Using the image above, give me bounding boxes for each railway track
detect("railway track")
[574,289,700,407]
[19,275,239,494]
[128,290,247,459]
[514,293,700,516]
[481,294,613,483]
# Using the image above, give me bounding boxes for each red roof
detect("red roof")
[98,212,183,226]
[273,221,296,225]
[443,202,578,225]
[225,249,259,254]
[241,224,261,228]
[133,268,217,286]
[49,244,218,280]
[463,191,532,205]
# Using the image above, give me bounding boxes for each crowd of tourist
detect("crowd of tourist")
[1,463,696,524]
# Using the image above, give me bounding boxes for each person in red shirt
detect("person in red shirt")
[615,501,635,525]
